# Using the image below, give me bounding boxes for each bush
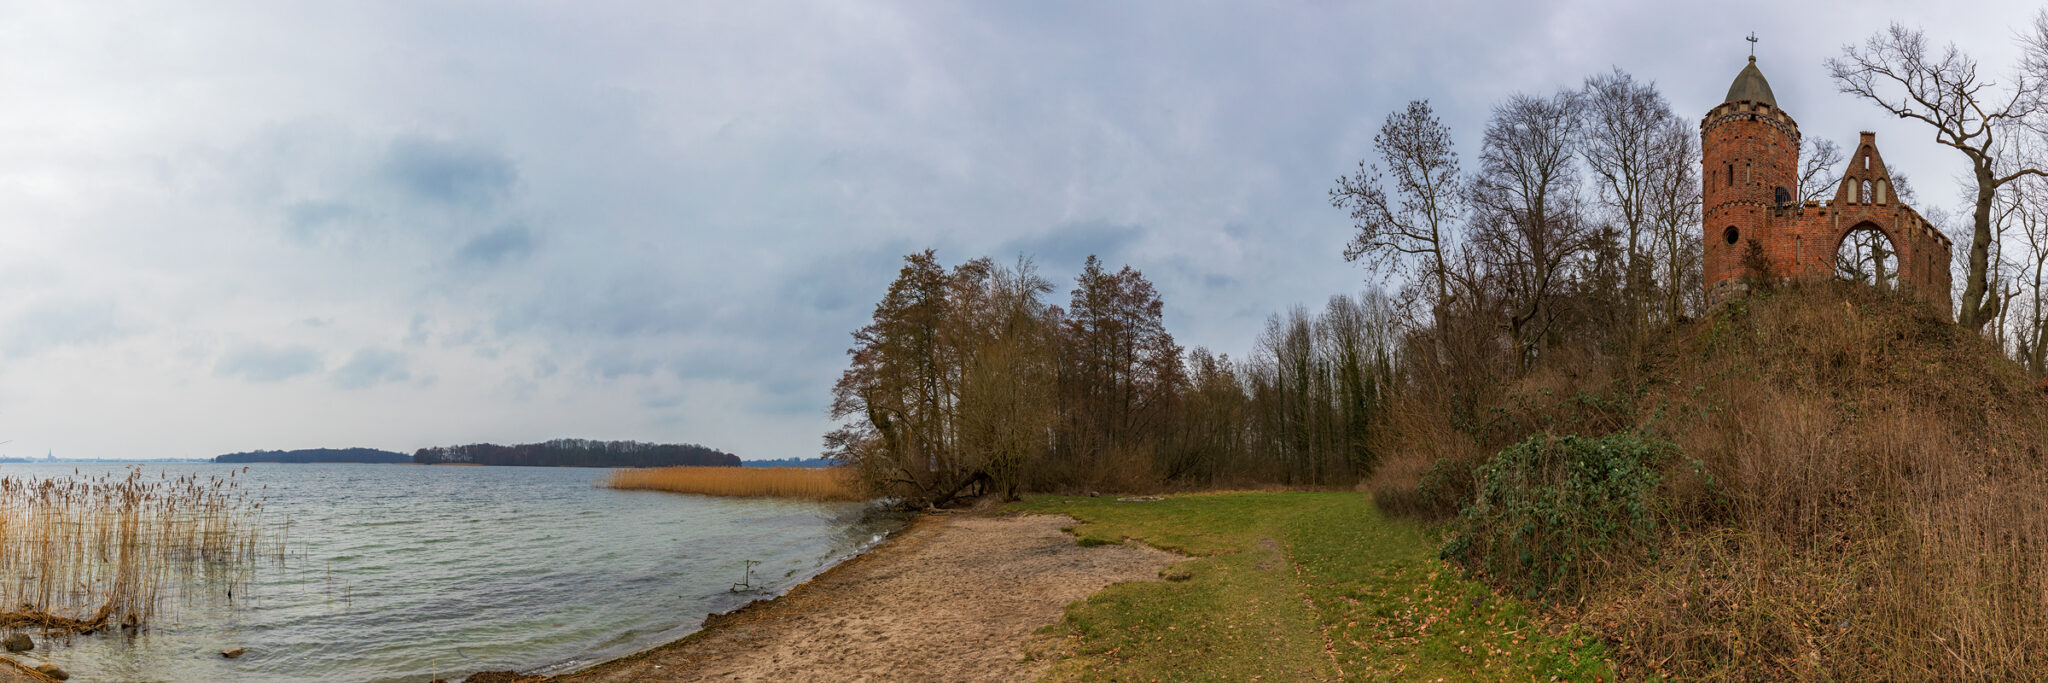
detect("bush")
[1443,432,1694,598]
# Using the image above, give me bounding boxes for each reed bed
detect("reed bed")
[0,466,270,633]
[608,466,864,501]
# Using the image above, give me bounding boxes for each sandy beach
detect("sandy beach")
[531,512,1176,682]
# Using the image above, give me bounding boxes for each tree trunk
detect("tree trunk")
[1962,165,2001,331]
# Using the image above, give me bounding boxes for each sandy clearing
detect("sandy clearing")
[549,513,1178,683]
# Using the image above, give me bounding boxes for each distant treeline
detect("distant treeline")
[742,457,833,468]
[213,448,411,464]
[412,439,740,468]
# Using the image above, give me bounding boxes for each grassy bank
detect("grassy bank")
[607,466,863,501]
[1012,492,1611,681]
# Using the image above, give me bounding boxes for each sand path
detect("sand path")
[550,513,1176,683]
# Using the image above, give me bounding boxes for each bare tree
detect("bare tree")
[1799,139,1845,203]
[1468,91,1591,373]
[1333,100,1466,308]
[2019,205,2048,373]
[1581,68,1679,333]
[1646,119,1702,322]
[1835,229,1896,289]
[1828,22,2048,332]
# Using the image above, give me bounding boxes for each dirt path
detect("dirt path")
[550,513,1177,683]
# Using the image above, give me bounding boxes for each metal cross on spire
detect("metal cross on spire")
[1747,32,1758,57]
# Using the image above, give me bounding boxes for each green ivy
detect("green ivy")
[1442,432,1690,598]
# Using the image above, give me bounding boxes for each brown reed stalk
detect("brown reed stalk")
[607,466,864,501]
[0,466,269,633]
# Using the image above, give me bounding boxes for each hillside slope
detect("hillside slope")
[1382,283,2048,680]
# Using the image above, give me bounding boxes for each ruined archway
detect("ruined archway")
[1835,222,1900,290]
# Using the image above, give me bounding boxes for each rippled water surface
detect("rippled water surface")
[0,463,897,682]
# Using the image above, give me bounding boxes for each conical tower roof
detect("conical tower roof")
[1724,55,1776,105]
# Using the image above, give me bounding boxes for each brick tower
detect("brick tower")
[1700,55,1954,319]
[1702,56,1802,303]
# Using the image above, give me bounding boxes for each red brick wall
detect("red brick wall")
[1701,100,1800,304]
[1700,109,1954,319]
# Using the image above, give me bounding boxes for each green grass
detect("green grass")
[1011,491,1613,682]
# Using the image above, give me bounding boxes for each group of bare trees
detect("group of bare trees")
[828,251,1391,505]
[1333,68,1703,395]
[1819,13,2048,376]
[1332,11,2048,391]
[1172,293,1399,486]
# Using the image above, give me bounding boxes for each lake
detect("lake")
[0,462,898,682]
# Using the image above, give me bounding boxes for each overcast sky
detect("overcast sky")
[0,1,2039,460]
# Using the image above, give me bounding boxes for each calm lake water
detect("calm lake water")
[0,462,898,682]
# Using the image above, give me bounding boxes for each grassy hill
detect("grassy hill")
[1372,282,2048,680]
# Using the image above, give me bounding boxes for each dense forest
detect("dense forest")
[213,448,410,464]
[827,252,1390,506]
[412,438,740,468]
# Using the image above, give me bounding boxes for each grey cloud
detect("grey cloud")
[778,238,923,312]
[214,344,324,382]
[382,136,517,207]
[331,347,412,390]
[642,393,686,410]
[587,352,659,379]
[283,200,360,245]
[495,266,705,338]
[455,223,537,266]
[999,221,1146,277]
[666,343,831,418]
[403,313,431,346]
[0,300,126,358]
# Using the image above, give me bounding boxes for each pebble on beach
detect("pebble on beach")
[220,647,246,659]
[1,634,30,653]
[33,663,67,681]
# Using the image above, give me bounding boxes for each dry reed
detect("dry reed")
[608,466,864,501]
[0,466,270,633]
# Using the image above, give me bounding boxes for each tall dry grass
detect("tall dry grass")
[0,466,271,633]
[1377,283,2048,679]
[608,466,864,501]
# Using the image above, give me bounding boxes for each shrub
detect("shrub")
[1442,432,1693,598]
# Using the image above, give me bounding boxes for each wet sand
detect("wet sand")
[545,513,1177,683]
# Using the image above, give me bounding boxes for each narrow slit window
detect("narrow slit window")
[1861,180,1873,204]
